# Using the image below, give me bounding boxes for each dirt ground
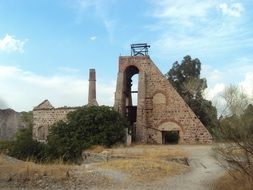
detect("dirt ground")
[0,144,225,190]
[88,145,225,190]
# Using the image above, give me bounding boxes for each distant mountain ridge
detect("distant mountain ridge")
[0,108,26,140]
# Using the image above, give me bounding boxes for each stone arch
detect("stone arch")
[37,126,46,141]
[123,65,140,142]
[153,92,167,105]
[157,121,183,144]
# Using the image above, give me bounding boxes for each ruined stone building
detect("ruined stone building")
[33,69,98,142]
[32,100,77,142]
[114,44,212,144]
[33,44,212,144]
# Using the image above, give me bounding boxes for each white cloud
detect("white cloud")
[71,0,117,43]
[58,67,79,73]
[204,83,225,100]
[0,34,27,53]
[149,0,252,58]
[0,65,115,111]
[219,3,244,17]
[90,36,97,41]
[201,56,253,115]
[240,72,253,98]
[149,0,216,26]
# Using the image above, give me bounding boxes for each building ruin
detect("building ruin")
[32,69,98,142]
[114,43,212,144]
[33,44,212,144]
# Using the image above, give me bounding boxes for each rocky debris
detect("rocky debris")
[167,157,190,166]
[82,150,112,163]
[0,109,26,140]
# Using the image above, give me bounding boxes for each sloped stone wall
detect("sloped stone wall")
[114,56,212,144]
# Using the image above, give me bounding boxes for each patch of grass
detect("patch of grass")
[0,154,72,183]
[213,171,253,190]
[99,145,189,182]
[85,145,107,153]
[100,158,188,182]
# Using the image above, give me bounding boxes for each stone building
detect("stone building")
[33,49,212,144]
[33,69,98,142]
[114,56,212,144]
[32,100,78,142]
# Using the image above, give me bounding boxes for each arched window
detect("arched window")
[153,93,166,105]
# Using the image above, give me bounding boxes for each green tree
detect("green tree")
[20,111,33,127]
[8,126,46,161]
[166,55,218,132]
[46,106,128,162]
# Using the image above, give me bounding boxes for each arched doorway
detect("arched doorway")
[124,65,139,141]
[158,121,183,144]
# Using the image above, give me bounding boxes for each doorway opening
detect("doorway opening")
[124,66,139,142]
[162,131,180,144]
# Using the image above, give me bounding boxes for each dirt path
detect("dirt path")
[88,145,225,190]
[160,145,225,190]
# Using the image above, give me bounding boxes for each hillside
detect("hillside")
[0,109,26,140]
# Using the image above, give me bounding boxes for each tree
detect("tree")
[166,55,218,132]
[221,84,249,116]
[8,126,46,161]
[20,111,33,127]
[214,85,253,182]
[46,106,129,162]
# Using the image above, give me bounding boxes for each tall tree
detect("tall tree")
[166,55,218,132]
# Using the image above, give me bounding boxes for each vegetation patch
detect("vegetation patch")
[213,171,253,190]
[0,154,71,183]
[100,158,188,182]
[99,145,189,182]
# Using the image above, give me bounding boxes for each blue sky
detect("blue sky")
[0,0,252,111]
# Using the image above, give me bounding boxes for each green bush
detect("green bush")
[0,140,12,154]
[5,106,128,163]
[8,126,46,161]
[46,106,129,162]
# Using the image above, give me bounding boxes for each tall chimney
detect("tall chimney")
[88,69,98,106]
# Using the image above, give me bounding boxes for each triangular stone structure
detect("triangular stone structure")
[114,56,212,144]
[34,100,54,110]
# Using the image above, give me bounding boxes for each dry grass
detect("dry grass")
[111,145,187,159]
[85,145,106,153]
[213,171,253,190]
[99,145,189,182]
[100,158,188,182]
[0,154,72,183]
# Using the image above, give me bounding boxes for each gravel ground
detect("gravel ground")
[89,145,225,190]
[0,145,225,190]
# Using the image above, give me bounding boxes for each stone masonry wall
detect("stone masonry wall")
[33,100,77,142]
[114,56,212,144]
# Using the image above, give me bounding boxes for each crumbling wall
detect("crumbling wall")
[32,100,77,142]
[114,56,212,144]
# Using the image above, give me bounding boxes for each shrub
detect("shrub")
[46,106,129,162]
[0,140,12,154]
[8,126,46,161]
[214,104,253,181]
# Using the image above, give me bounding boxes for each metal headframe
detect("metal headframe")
[131,43,150,56]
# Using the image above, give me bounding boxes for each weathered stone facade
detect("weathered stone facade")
[33,56,212,144]
[88,69,98,106]
[33,100,78,142]
[114,56,212,144]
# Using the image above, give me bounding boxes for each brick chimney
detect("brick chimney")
[88,69,98,106]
